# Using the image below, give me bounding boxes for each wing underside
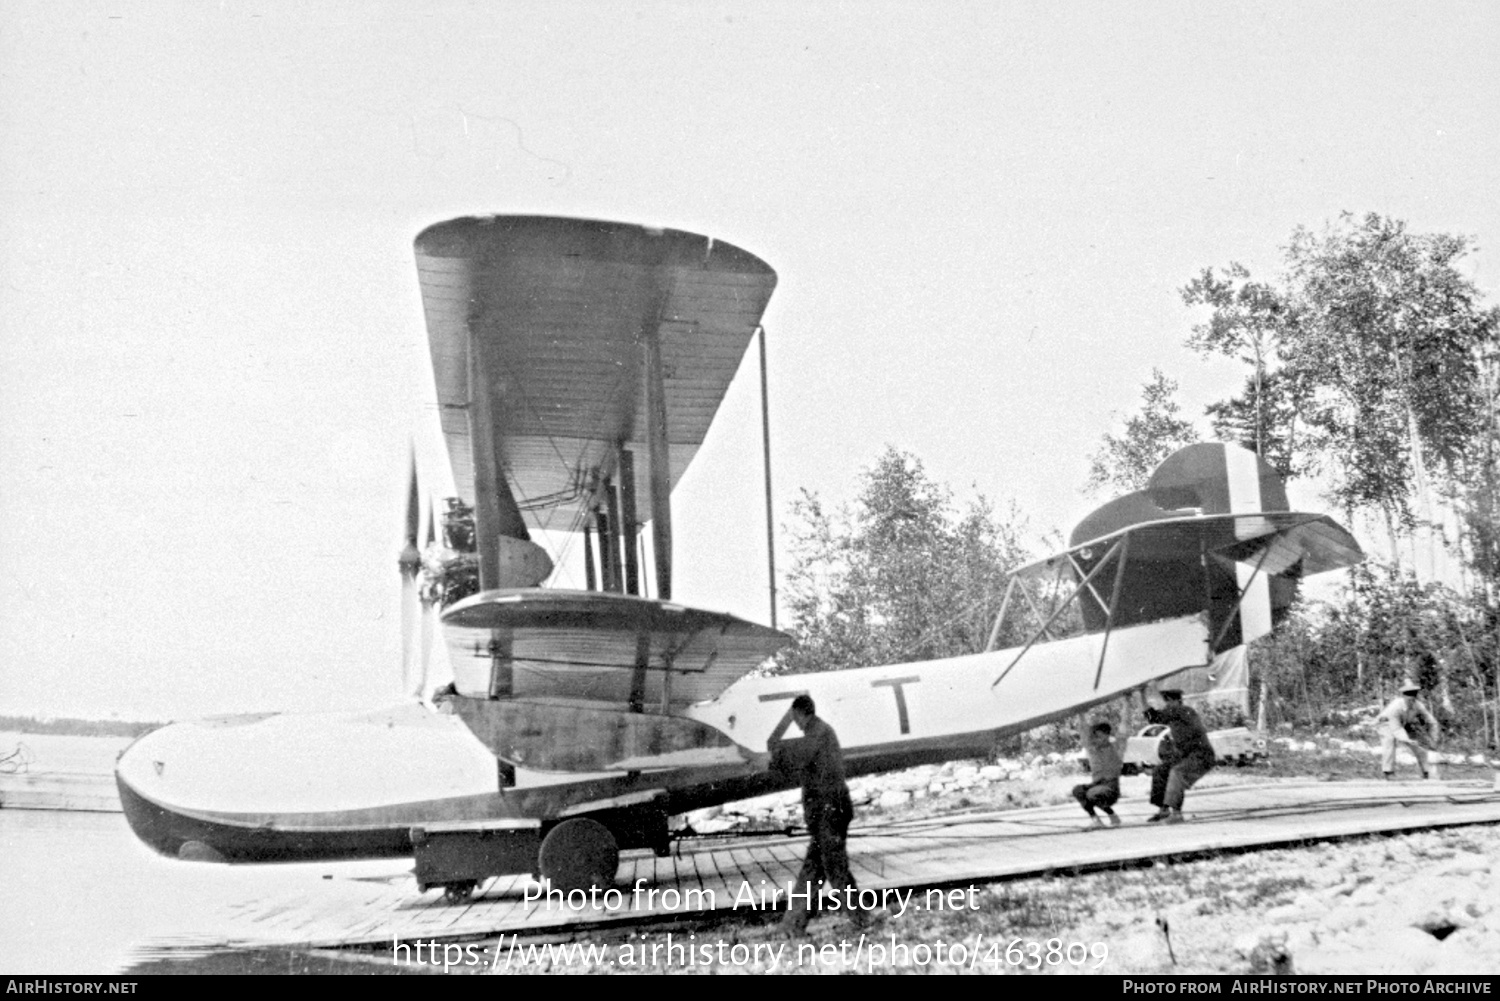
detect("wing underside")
[1047,511,1365,579]
[442,589,791,709]
[415,216,778,541]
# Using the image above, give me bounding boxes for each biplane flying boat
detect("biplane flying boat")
[116,216,1363,901]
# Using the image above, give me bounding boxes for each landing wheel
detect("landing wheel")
[441,880,478,905]
[539,818,618,892]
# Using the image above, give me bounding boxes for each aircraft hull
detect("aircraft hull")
[114,728,1000,865]
[114,702,507,862]
[115,775,417,862]
[115,615,1213,866]
[686,614,1213,753]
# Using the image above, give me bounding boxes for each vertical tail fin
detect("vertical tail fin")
[1069,443,1306,652]
[1146,443,1279,644]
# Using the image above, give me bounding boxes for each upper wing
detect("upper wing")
[414,215,778,540]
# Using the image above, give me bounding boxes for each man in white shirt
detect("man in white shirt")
[1376,680,1440,780]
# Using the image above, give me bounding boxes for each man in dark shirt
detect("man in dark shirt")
[1146,689,1216,824]
[1074,720,1125,829]
[768,694,866,934]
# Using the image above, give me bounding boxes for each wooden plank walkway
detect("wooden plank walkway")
[140,779,1500,953]
[0,772,120,812]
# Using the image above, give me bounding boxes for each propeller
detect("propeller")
[399,446,425,697]
[399,446,422,580]
[419,494,437,697]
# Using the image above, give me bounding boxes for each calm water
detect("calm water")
[0,809,415,975]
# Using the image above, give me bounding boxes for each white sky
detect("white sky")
[2,1,1496,721]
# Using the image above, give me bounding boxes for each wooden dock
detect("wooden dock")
[0,732,131,812]
[139,779,1500,953]
[0,772,120,812]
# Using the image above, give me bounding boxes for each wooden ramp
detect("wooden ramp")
[139,780,1500,953]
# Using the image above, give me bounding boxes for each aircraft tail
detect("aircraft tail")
[1059,443,1359,653]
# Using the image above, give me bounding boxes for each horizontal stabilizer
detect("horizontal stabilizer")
[1043,511,1364,580]
[1212,513,1365,577]
[1013,443,1364,654]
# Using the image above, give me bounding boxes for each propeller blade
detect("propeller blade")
[417,580,434,699]
[399,446,421,579]
[400,444,423,697]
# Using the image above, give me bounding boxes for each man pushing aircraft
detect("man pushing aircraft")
[768,695,873,934]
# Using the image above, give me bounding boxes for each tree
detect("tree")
[1445,328,1500,605]
[1180,264,1310,479]
[1084,369,1199,496]
[1184,213,1500,589]
[1253,564,1498,749]
[1202,370,1304,479]
[1181,262,1296,462]
[420,498,479,608]
[1283,215,1494,531]
[777,447,1033,674]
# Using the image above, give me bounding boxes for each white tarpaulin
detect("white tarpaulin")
[1149,645,1251,715]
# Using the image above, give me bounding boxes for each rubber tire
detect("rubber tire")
[441,880,478,905]
[538,818,619,892]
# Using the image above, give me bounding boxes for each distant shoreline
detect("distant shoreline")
[0,715,163,738]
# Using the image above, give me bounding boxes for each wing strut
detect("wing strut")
[467,332,527,698]
[619,447,641,595]
[582,522,598,590]
[643,315,673,600]
[758,325,778,628]
[605,474,625,593]
[629,631,650,713]
[1018,573,1059,641]
[1068,550,1114,619]
[1209,544,1276,651]
[983,576,1019,652]
[467,334,530,592]
[991,538,1124,688]
[1091,530,1131,691]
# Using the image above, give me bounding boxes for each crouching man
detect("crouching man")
[1146,689,1216,824]
[1074,720,1124,829]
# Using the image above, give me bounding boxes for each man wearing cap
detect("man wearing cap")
[1376,680,1440,780]
[767,694,869,934]
[1145,689,1216,824]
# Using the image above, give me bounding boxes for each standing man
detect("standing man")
[768,694,867,934]
[1146,689,1217,824]
[1377,679,1440,780]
